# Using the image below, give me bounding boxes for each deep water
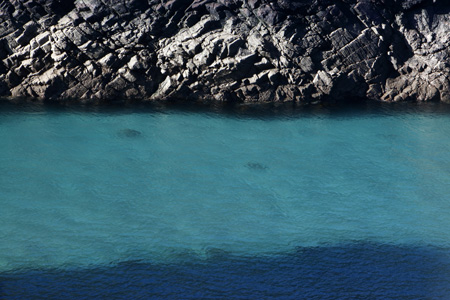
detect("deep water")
[1,101,450,299]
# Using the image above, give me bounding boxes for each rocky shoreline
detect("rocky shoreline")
[0,0,449,104]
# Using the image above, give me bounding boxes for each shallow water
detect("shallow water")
[1,102,450,298]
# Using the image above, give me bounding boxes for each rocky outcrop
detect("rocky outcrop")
[0,0,449,103]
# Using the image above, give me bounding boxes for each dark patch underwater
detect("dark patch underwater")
[1,242,450,299]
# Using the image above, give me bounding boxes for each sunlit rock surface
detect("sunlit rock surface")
[0,0,449,103]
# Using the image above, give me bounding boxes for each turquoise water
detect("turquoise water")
[1,102,450,298]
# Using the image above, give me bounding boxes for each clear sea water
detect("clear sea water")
[1,101,450,299]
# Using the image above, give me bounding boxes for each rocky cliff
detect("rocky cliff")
[0,0,449,103]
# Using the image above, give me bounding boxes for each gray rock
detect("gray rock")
[99,53,117,68]
[313,70,333,95]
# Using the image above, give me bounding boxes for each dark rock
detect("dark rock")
[5,70,21,88]
[0,78,9,95]
[354,2,385,27]
[227,38,245,57]
[15,21,38,46]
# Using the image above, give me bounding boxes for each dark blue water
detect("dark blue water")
[1,101,450,299]
[1,243,450,299]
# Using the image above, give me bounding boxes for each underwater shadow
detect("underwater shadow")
[1,242,450,299]
[3,97,450,121]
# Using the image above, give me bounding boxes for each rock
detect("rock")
[151,76,174,99]
[106,75,127,91]
[227,38,245,57]
[128,55,145,70]
[0,78,9,96]
[299,56,314,73]
[0,0,449,103]
[99,53,117,68]
[313,70,333,95]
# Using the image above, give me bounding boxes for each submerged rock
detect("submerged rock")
[117,129,142,138]
[245,162,268,171]
[0,0,449,103]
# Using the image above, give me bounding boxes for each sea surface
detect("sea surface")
[1,101,450,299]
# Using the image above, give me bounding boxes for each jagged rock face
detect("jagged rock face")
[0,0,449,103]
